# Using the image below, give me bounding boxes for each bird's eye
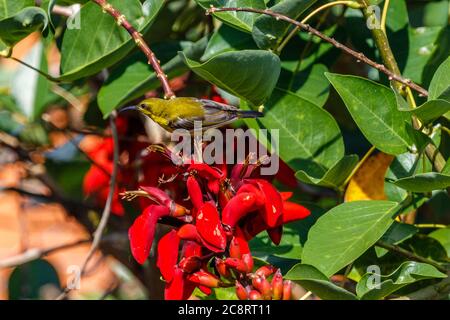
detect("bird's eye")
[140,104,146,109]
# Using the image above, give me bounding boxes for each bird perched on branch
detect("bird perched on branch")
[120,97,263,132]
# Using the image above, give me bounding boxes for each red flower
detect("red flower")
[124,157,311,300]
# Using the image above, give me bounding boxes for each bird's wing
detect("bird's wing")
[197,99,239,112]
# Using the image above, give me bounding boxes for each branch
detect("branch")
[55,113,119,300]
[91,0,175,99]
[206,7,429,97]
[0,239,90,269]
[376,241,448,274]
[393,275,450,300]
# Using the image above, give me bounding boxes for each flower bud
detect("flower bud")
[187,270,220,288]
[249,290,263,300]
[235,281,248,300]
[179,256,202,274]
[255,265,276,277]
[282,280,292,300]
[271,269,283,300]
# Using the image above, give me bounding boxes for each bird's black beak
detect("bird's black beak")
[119,105,138,113]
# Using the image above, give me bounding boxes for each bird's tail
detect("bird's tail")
[237,110,264,119]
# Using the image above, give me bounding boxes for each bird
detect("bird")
[120,97,263,132]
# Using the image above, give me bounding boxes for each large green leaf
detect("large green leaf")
[277,64,330,108]
[97,39,207,116]
[384,152,419,202]
[180,50,280,106]
[396,26,443,85]
[409,100,450,124]
[195,0,266,33]
[201,24,257,61]
[10,41,55,120]
[428,56,450,101]
[0,0,34,19]
[375,222,418,258]
[59,0,164,80]
[356,261,447,300]
[326,73,413,155]
[428,228,450,257]
[295,155,359,189]
[243,88,344,175]
[393,173,450,193]
[302,201,400,277]
[285,264,358,300]
[252,0,317,50]
[0,7,48,54]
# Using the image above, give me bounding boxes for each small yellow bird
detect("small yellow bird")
[121,97,263,132]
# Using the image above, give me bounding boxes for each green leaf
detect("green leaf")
[393,173,450,193]
[201,24,257,61]
[10,41,55,120]
[243,88,344,175]
[391,25,443,84]
[97,39,207,116]
[277,64,330,108]
[195,0,266,33]
[295,155,359,189]
[428,228,450,257]
[384,152,419,202]
[180,49,280,106]
[59,0,164,80]
[285,264,358,300]
[252,0,317,50]
[302,201,400,277]
[375,222,418,258]
[409,99,450,124]
[326,73,413,155]
[428,56,450,101]
[0,7,48,53]
[356,261,447,300]
[0,0,34,19]
[8,259,60,300]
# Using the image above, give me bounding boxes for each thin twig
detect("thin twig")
[376,241,447,274]
[0,239,90,269]
[91,0,175,99]
[80,114,119,274]
[55,112,119,300]
[206,7,429,97]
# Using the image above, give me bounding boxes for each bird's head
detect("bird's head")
[136,98,163,117]
[120,98,164,118]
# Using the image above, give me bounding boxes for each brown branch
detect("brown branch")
[55,112,119,300]
[376,241,448,274]
[91,0,175,99]
[0,239,91,269]
[206,7,429,97]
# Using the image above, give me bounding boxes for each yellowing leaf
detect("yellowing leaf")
[344,152,394,202]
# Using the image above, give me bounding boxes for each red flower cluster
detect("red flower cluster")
[124,151,311,300]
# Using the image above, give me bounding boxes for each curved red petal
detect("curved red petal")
[187,176,203,210]
[280,191,293,201]
[196,203,226,252]
[267,226,283,245]
[128,205,169,264]
[222,193,258,228]
[282,201,311,222]
[248,179,283,228]
[157,230,180,282]
[164,268,196,300]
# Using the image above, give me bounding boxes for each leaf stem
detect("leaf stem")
[376,240,447,273]
[414,224,447,229]
[10,56,59,82]
[380,0,390,34]
[342,146,376,188]
[90,0,175,100]
[206,6,429,97]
